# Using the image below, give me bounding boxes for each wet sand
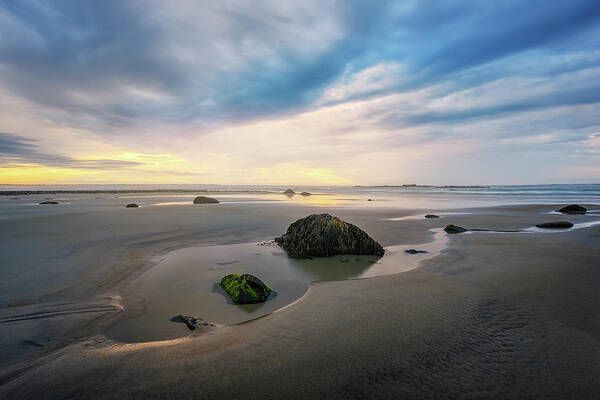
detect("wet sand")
[1,198,600,399]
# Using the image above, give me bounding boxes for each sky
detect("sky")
[0,0,599,186]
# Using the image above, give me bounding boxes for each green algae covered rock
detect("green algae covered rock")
[220,274,272,304]
[274,213,385,258]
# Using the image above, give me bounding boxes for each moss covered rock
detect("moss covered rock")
[274,213,384,258]
[193,196,219,204]
[220,274,272,304]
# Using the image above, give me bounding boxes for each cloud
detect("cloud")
[0,1,599,184]
[0,133,141,169]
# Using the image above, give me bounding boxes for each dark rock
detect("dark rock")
[367,199,373,201]
[536,221,573,229]
[220,274,272,304]
[557,204,586,214]
[170,314,212,330]
[444,224,468,234]
[125,203,139,208]
[193,196,219,204]
[39,201,58,205]
[300,192,311,196]
[283,189,295,195]
[404,249,428,254]
[274,213,385,258]
[425,214,440,219]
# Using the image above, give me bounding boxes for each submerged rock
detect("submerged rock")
[425,214,440,219]
[193,196,219,204]
[405,249,428,254]
[125,203,139,208]
[170,314,212,331]
[444,224,468,234]
[557,204,586,214]
[536,221,573,229]
[220,273,272,304]
[283,188,295,195]
[300,192,311,196]
[274,213,385,258]
[39,201,58,205]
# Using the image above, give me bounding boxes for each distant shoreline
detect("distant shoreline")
[0,189,273,196]
[354,185,491,188]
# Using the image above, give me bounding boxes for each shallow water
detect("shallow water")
[106,229,447,343]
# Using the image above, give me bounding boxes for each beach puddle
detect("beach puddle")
[106,229,447,343]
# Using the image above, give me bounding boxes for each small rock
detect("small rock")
[283,189,295,195]
[300,192,311,196]
[125,203,139,208]
[39,201,59,205]
[170,315,212,331]
[536,221,573,229]
[367,199,373,201]
[404,249,428,254]
[444,224,468,234]
[193,196,219,204]
[425,214,440,219]
[557,204,586,214]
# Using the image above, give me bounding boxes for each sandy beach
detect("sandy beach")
[0,191,598,399]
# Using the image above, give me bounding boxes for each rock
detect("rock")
[425,214,440,219]
[39,201,58,205]
[404,249,428,254]
[367,199,373,201]
[557,204,586,214]
[283,189,295,195]
[125,203,139,208]
[170,314,212,331]
[300,192,311,196]
[444,224,468,234]
[274,213,385,258]
[220,274,272,304]
[193,196,219,204]
[536,221,573,229]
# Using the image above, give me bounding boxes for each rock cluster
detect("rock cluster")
[220,274,272,304]
[274,213,385,258]
[193,196,219,204]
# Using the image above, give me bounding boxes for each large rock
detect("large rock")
[444,224,468,234]
[557,204,586,214]
[220,274,272,304]
[536,221,573,229]
[274,213,385,258]
[193,196,219,204]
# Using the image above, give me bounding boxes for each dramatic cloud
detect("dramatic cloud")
[0,0,598,184]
